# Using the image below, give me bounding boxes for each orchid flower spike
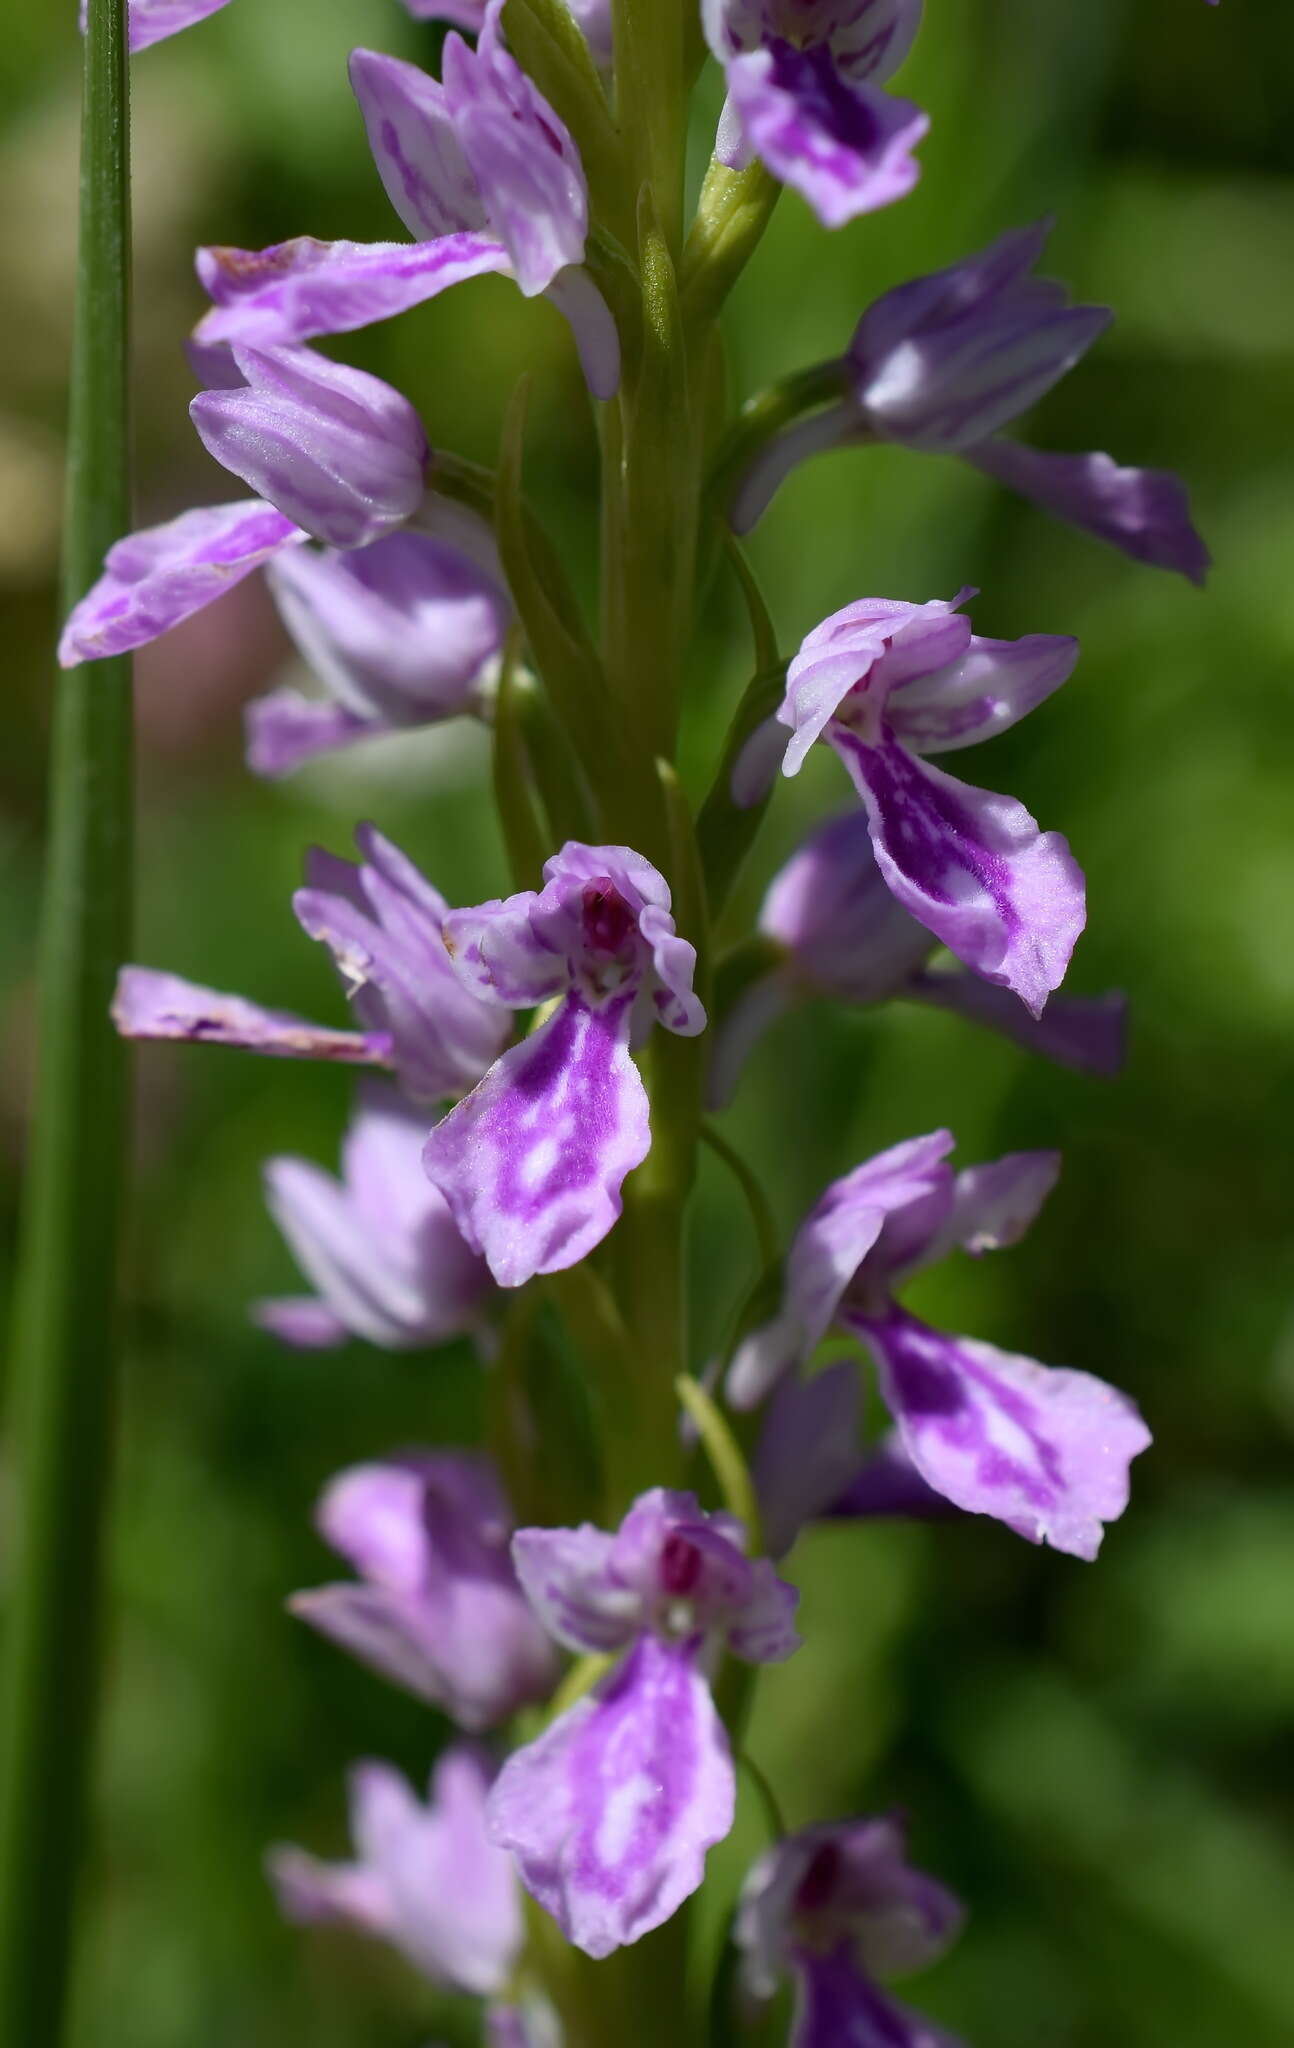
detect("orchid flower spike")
[488,1488,800,1956]
[269,1746,522,2000]
[710,810,1125,1109]
[289,1453,559,1728]
[113,826,510,1105]
[253,1081,492,1353]
[192,1,620,399]
[736,1812,966,2048]
[59,346,432,666]
[774,590,1084,1016]
[728,1131,1151,1559]
[731,220,1210,580]
[703,0,928,227]
[423,843,706,1287]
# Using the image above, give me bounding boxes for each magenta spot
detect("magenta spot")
[796,1840,842,1915]
[582,879,636,957]
[659,1533,703,1597]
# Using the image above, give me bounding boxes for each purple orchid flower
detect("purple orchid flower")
[754,1362,957,1558]
[488,1488,800,1957]
[59,346,431,666]
[727,1131,1151,1559]
[711,810,1124,1108]
[113,826,510,1105]
[773,590,1084,1017]
[703,0,928,228]
[192,3,619,400]
[290,1452,559,1728]
[248,515,510,777]
[269,1745,522,1997]
[736,1812,965,2048]
[731,220,1210,581]
[80,0,234,53]
[422,843,706,1288]
[254,1081,493,1352]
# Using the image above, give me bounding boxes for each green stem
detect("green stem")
[0,3,133,2042]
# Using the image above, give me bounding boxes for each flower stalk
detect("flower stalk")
[0,1,133,2041]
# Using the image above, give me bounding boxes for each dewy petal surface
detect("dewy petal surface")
[195,233,511,349]
[486,1634,734,1958]
[58,500,305,665]
[851,1307,1152,1559]
[831,732,1086,1017]
[422,991,650,1287]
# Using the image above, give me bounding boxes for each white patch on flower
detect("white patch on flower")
[595,1770,655,1867]
[861,338,931,417]
[519,1133,561,1193]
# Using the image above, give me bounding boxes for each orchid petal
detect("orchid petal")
[111,966,384,1065]
[59,500,304,666]
[831,733,1086,1017]
[195,233,512,349]
[852,1307,1152,1559]
[968,438,1211,584]
[189,346,428,549]
[724,46,927,228]
[487,1634,734,1958]
[423,990,650,1287]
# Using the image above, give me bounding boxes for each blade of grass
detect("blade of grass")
[0,3,133,2041]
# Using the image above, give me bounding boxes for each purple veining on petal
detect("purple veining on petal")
[194,234,512,349]
[727,43,927,228]
[849,1305,1152,1559]
[727,1130,955,1408]
[59,500,305,666]
[486,1633,735,1958]
[423,990,650,1287]
[703,0,927,226]
[830,730,1085,1018]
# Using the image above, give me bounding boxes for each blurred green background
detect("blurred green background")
[2,1,1292,2042]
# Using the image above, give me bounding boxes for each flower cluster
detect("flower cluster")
[77,0,1215,2040]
